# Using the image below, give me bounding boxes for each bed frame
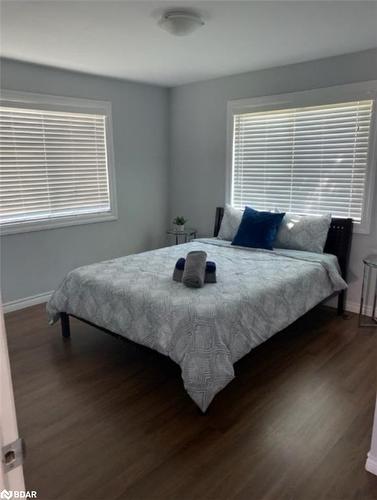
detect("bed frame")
[60,207,353,338]
[214,207,353,316]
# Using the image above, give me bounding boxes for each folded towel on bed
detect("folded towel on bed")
[175,257,186,271]
[205,261,217,283]
[173,257,216,284]
[206,261,216,273]
[182,251,207,288]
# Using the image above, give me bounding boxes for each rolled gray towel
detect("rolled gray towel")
[174,268,216,284]
[182,251,207,288]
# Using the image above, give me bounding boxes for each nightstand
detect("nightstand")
[167,228,197,245]
[359,254,377,327]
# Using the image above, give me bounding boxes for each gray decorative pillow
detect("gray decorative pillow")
[274,213,332,253]
[217,204,243,241]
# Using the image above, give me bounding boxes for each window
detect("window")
[227,82,377,233]
[0,91,117,234]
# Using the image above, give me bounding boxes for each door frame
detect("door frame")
[0,301,25,492]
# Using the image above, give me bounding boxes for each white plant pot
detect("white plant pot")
[174,224,185,232]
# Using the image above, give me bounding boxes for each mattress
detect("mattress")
[47,238,347,411]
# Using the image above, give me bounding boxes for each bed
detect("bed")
[47,208,353,412]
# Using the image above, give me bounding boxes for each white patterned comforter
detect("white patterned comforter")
[47,238,346,411]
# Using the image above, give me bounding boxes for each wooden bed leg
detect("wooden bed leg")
[337,291,345,317]
[61,312,71,338]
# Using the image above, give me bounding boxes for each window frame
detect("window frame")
[226,81,377,234]
[0,90,118,235]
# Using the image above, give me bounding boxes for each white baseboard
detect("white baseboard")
[3,291,53,313]
[325,299,367,315]
[366,452,377,476]
[346,300,373,316]
[345,301,361,314]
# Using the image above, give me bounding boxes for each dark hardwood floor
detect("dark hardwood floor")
[5,304,377,500]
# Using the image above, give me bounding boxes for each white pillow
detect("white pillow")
[274,213,332,253]
[217,204,243,241]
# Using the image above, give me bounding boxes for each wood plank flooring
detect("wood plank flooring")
[5,304,377,500]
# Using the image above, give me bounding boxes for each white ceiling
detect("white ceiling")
[1,1,377,87]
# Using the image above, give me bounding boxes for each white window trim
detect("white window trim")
[226,81,377,234]
[0,90,118,236]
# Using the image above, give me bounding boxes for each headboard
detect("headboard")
[213,207,353,283]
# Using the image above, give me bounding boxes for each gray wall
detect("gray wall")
[1,59,169,303]
[170,49,377,309]
[2,50,377,310]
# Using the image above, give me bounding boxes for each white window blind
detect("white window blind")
[231,100,374,222]
[0,105,112,229]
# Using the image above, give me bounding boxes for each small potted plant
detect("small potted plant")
[173,216,187,232]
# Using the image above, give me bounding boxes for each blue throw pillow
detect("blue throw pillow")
[231,207,285,250]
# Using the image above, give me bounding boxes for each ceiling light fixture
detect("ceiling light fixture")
[158,10,205,37]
